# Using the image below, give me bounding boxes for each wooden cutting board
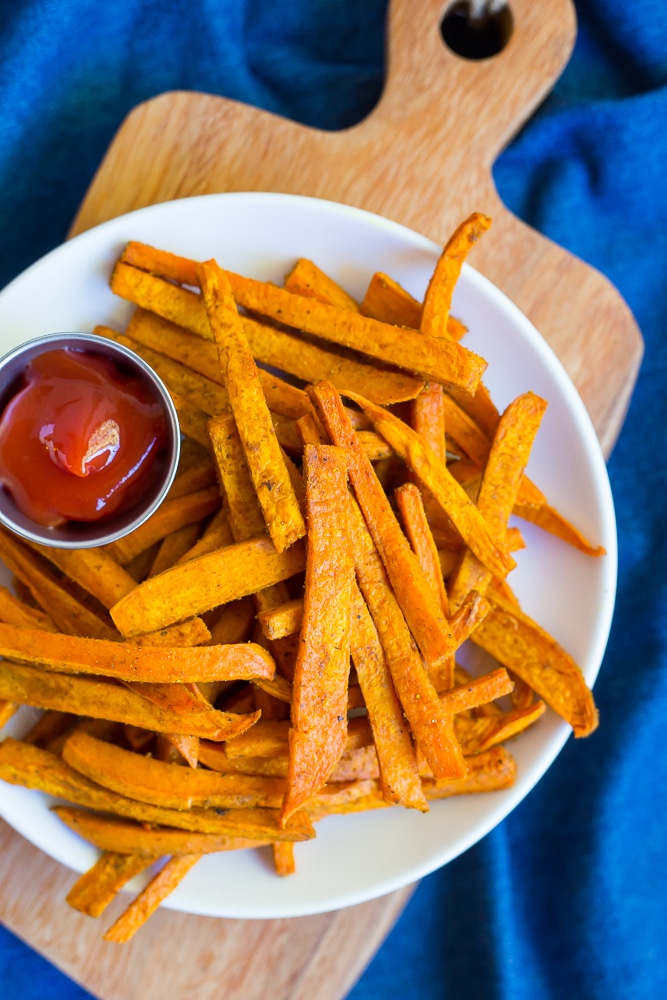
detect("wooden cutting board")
[0,1,642,997]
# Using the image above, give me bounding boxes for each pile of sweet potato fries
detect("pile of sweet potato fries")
[0,213,604,940]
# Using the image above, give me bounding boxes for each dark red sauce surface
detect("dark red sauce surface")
[0,348,168,527]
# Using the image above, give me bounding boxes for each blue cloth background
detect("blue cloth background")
[1,1,665,997]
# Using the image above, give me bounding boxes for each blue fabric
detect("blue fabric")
[1,2,666,998]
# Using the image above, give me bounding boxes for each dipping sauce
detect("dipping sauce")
[0,348,168,527]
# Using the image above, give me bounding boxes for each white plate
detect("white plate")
[0,193,617,919]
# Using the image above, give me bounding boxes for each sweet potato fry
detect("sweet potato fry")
[175,509,234,564]
[0,663,259,740]
[257,598,304,641]
[206,596,256,645]
[284,257,360,311]
[198,259,306,552]
[62,731,287,810]
[121,681,211,715]
[411,384,448,464]
[396,482,456,689]
[423,745,516,798]
[121,241,200,285]
[344,391,515,581]
[148,523,202,577]
[246,315,425,406]
[472,581,598,736]
[0,528,118,639]
[448,392,547,611]
[223,700,373,763]
[157,733,200,768]
[438,667,514,716]
[350,584,427,809]
[55,808,267,857]
[360,272,422,328]
[197,740,375,781]
[166,453,218,499]
[26,542,137,609]
[513,501,606,556]
[0,621,275,684]
[281,445,355,824]
[0,700,18,728]
[207,414,266,541]
[346,494,466,779]
[224,718,291,758]
[169,393,210,448]
[272,841,296,876]
[308,381,458,667]
[0,739,315,840]
[104,854,201,942]
[225,270,486,391]
[421,213,492,339]
[442,393,491,467]
[0,583,57,630]
[110,536,306,637]
[132,618,212,647]
[395,484,449,611]
[104,487,221,565]
[96,324,232,416]
[453,700,546,755]
[66,851,158,918]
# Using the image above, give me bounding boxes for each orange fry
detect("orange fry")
[350,584,427,809]
[0,528,118,640]
[421,213,492,338]
[346,494,466,780]
[257,598,305,641]
[66,851,157,918]
[513,501,606,556]
[454,700,546,755]
[281,445,355,824]
[24,543,136,609]
[198,259,306,552]
[0,583,56,631]
[448,391,547,611]
[0,621,275,684]
[110,536,306,637]
[104,487,221,566]
[55,808,267,857]
[224,271,486,391]
[284,257,360,311]
[472,581,598,736]
[0,663,259,740]
[103,854,201,942]
[207,414,267,541]
[272,841,296,876]
[62,731,287,810]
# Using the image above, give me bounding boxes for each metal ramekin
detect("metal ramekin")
[0,333,180,549]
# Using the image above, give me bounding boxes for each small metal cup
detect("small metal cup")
[0,333,180,548]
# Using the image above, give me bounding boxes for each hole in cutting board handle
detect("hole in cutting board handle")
[440,1,513,60]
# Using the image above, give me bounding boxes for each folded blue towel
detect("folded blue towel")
[1,2,665,998]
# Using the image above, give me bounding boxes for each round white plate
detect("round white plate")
[0,193,617,919]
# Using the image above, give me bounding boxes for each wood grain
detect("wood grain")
[0,819,413,999]
[1,0,642,997]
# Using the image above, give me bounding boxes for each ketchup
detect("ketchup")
[0,348,168,527]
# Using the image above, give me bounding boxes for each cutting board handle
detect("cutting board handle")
[374,0,576,168]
